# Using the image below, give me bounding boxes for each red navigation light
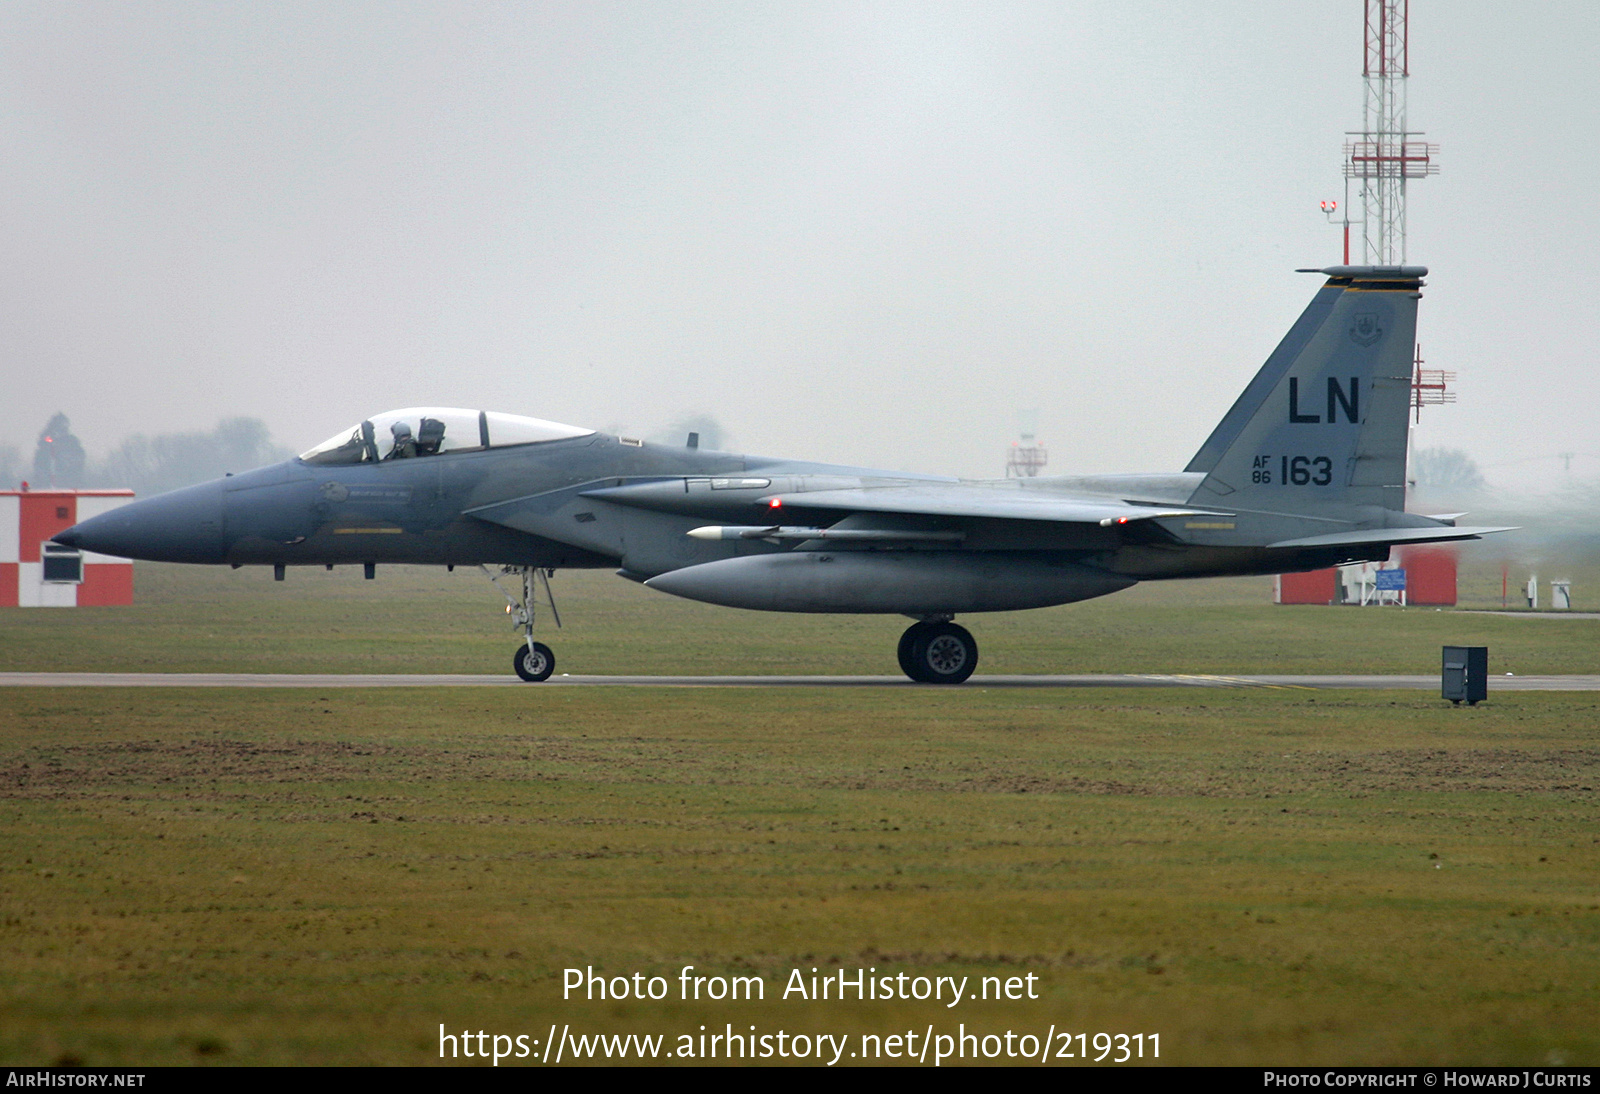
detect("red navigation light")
[1320,200,1338,214]
[768,498,782,509]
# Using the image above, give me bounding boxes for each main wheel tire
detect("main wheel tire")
[909,622,977,684]
[513,642,555,682]
[897,623,931,681]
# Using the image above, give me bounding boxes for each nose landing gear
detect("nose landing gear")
[897,617,978,684]
[483,565,560,682]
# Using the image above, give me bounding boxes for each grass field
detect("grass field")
[2,556,1598,1067]
[2,686,1597,1066]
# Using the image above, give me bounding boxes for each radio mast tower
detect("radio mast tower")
[1323,4,1453,419]
[1343,0,1438,264]
[1004,409,1048,478]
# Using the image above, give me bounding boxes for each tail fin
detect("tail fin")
[1185,265,1424,517]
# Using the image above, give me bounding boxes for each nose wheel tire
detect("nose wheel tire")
[898,621,977,684]
[513,642,556,682]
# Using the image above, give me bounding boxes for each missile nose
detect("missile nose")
[50,527,82,548]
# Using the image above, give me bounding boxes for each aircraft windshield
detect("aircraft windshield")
[299,408,593,465]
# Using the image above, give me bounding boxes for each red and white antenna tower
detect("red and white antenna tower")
[1410,344,1455,424]
[1004,409,1048,478]
[1323,3,1452,417]
[1343,0,1438,265]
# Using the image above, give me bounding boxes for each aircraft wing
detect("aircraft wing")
[765,484,1215,527]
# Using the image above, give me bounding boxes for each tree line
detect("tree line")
[1,413,294,497]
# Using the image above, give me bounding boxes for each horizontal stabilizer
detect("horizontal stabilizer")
[1267,526,1517,550]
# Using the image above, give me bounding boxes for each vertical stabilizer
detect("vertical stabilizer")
[1186,266,1424,517]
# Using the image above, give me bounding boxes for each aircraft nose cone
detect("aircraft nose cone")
[59,479,228,563]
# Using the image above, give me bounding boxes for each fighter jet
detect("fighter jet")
[55,265,1509,683]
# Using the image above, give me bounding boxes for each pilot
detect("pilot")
[388,420,417,459]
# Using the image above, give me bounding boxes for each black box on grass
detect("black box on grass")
[1442,646,1488,706]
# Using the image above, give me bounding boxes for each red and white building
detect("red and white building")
[1274,545,1458,608]
[1,489,135,607]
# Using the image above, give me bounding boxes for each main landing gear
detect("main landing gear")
[897,617,978,684]
[482,565,560,682]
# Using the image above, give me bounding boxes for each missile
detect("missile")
[686,525,781,541]
[686,526,965,543]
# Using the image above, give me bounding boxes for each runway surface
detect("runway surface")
[5,671,1600,690]
[1457,611,1600,620]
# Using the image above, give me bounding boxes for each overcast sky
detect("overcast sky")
[3,1,1596,487]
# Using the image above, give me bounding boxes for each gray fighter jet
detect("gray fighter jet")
[56,265,1509,683]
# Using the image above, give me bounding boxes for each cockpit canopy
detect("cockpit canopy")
[299,408,594,466]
